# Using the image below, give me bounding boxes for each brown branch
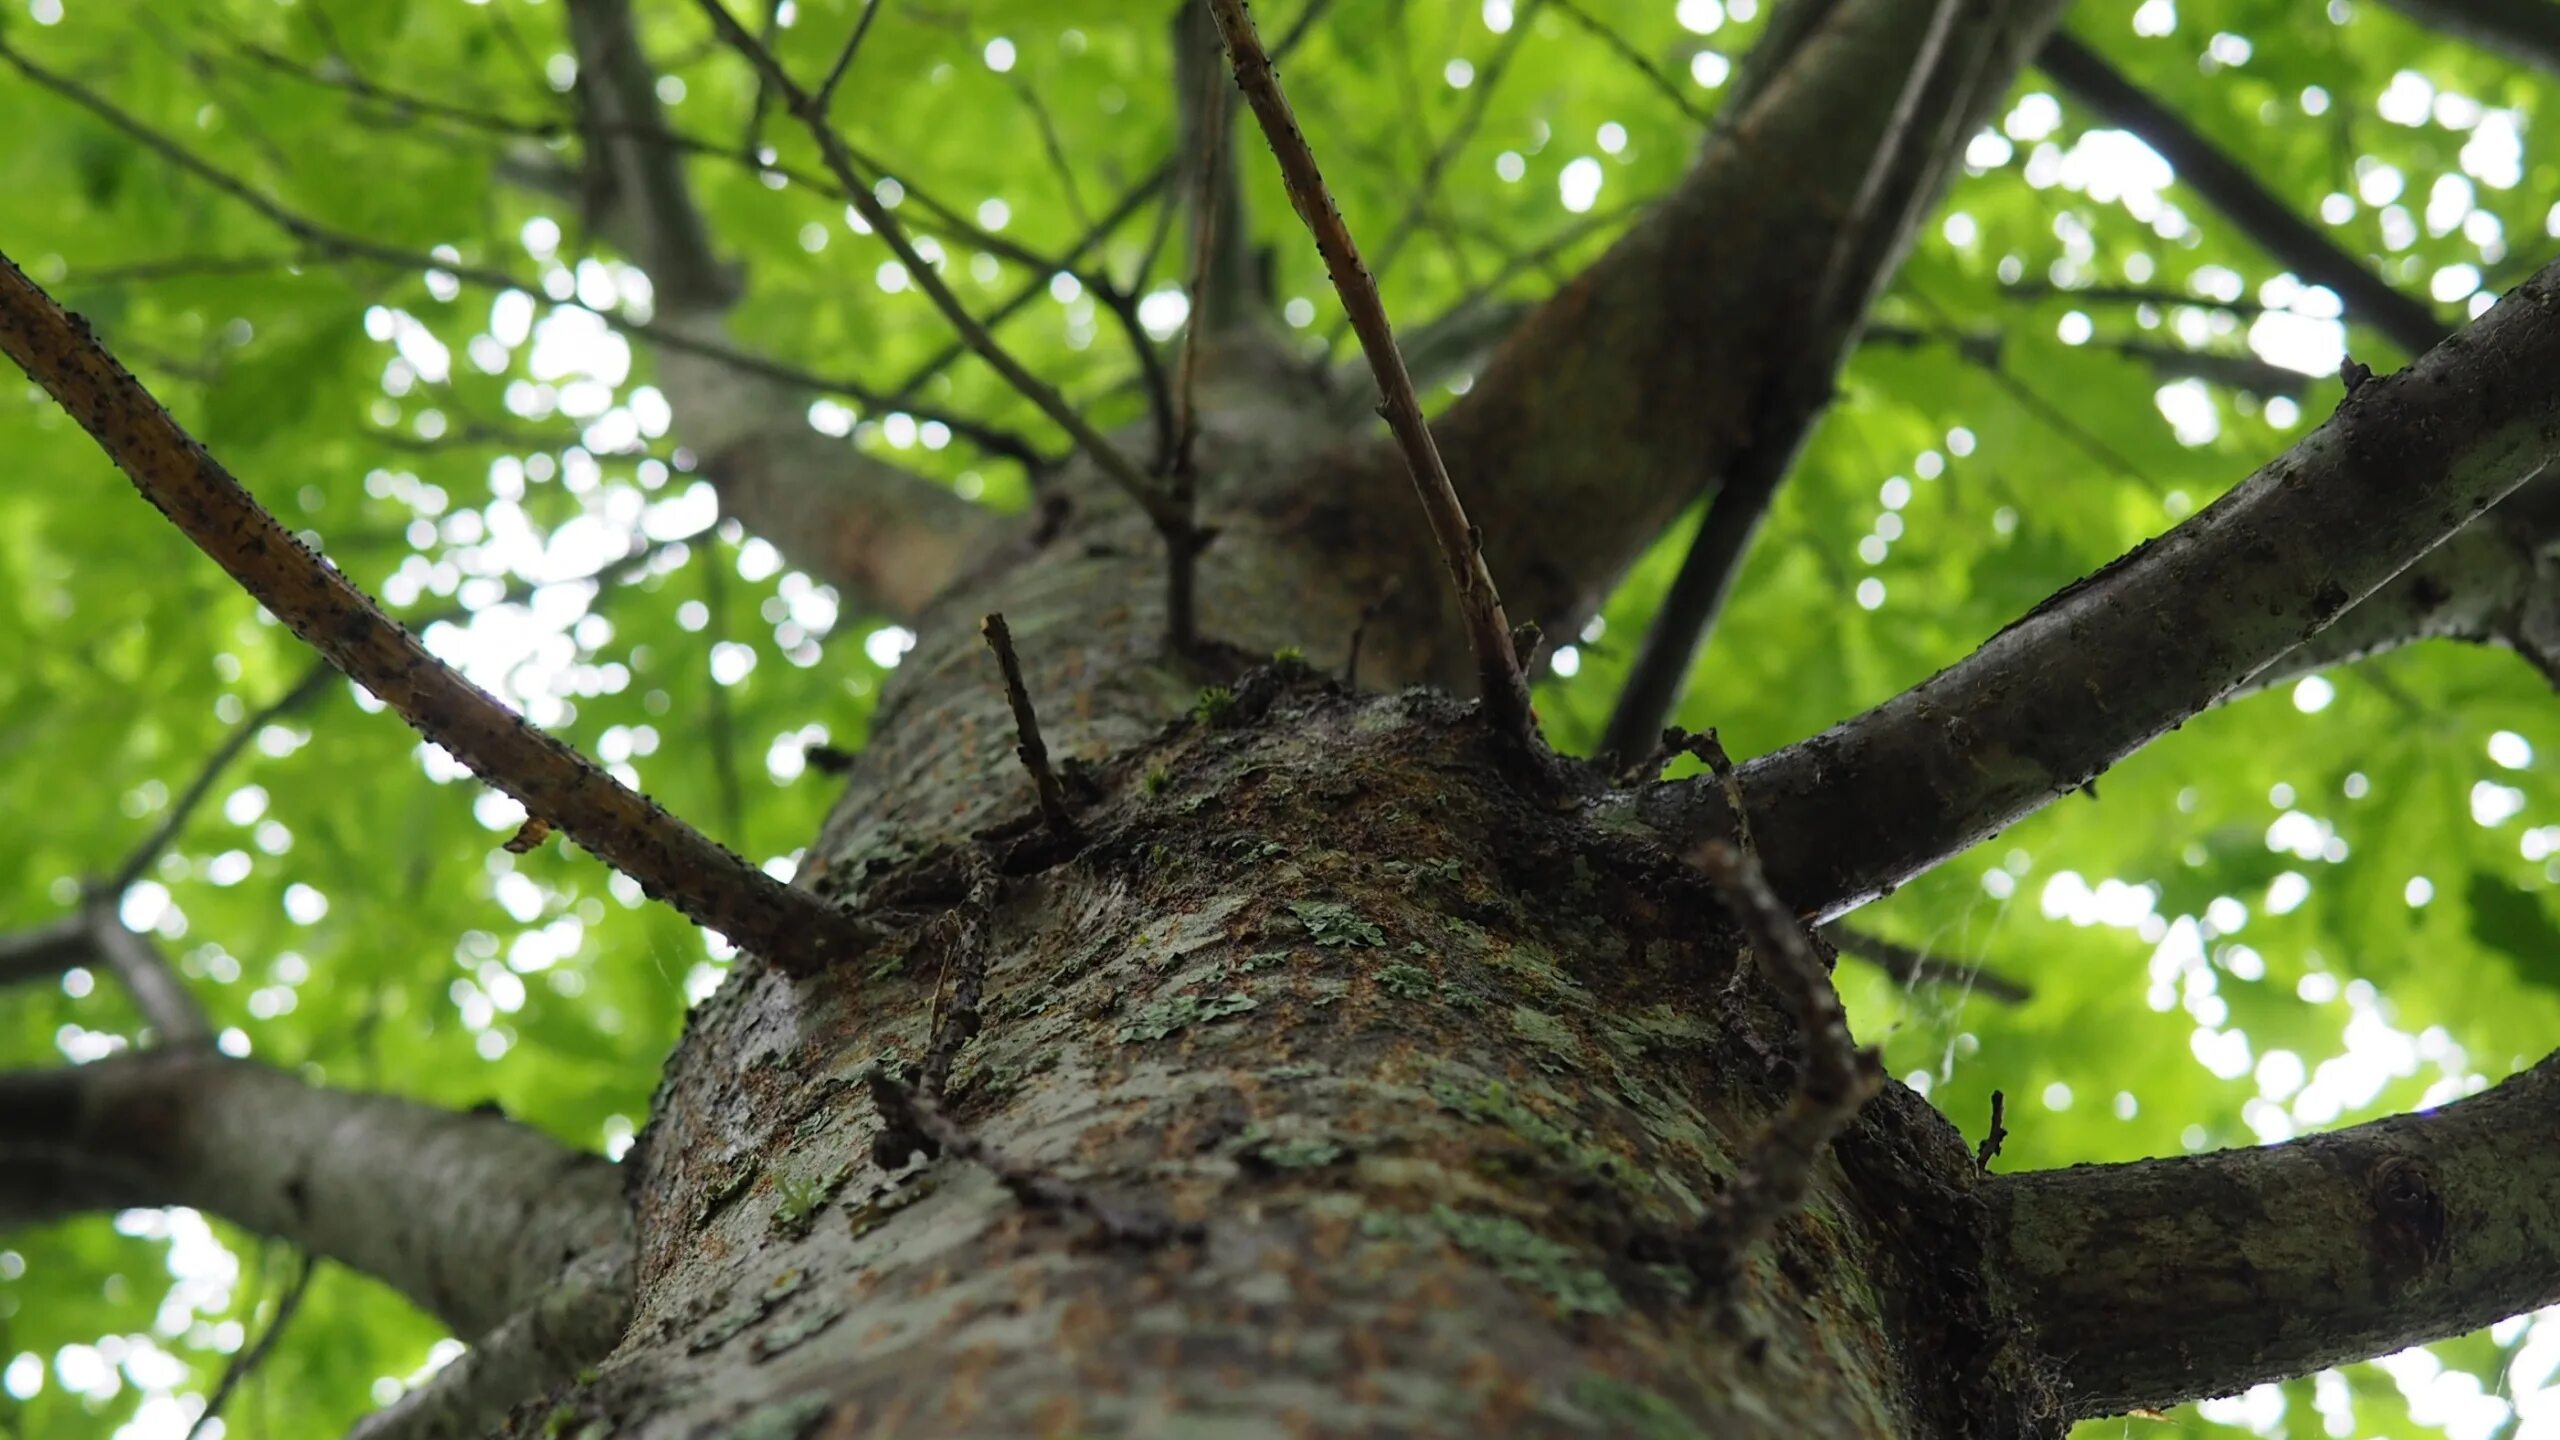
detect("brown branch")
[0,251,877,976]
[1681,254,2560,920]
[980,614,1077,840]
[691,0,1177,528]
[1688,842,1882,1284]
[1994,1050,2560,1418]
[1208,0,1538,748]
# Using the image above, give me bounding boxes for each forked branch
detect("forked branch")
[0,251,878,975]
[1205,0,1538,747]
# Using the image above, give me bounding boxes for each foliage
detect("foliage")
[0,0,2554,1437]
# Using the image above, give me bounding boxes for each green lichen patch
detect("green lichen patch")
[770,1162,854,1238]
[1433,1079,1648,1196]
[1570,1375,1709,1439]
[730,1393,833,1440]
[753,1299,848,1360]
[1510,1005,1589,1073]
[1363,1204,1623,1316]
[1114,990,1258,1043]
[1375,962,1437,1000]
[1237,1123,1349,1171]
[1289,900,1385,948]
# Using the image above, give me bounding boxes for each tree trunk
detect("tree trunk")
[551,353,2056,1436]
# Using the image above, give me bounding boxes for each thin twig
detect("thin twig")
[80,892,212,1046]
[1818,924,2032,1005]
[1974,1089,2008,1172]
[0,250,877,976]
[867,1069,1190,1245]
[0,916,89,987]
[184,1252,317,1440]
[692,0,1176,527]
[1208,0,1537,747]
[1690,841,1883,1286]
[1355,0,1542,307]
[1690,729,1754,860]
[107,662,337,894]
[813,0,885,114]
[981,614,1076,840]
[1548,0,1714,124]
[887,162,1172,404]
[1343,577,1402,691]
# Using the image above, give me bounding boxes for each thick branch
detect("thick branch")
[1171,1,1260,336]
[2035,31,2451,358]
[565,0,991,619]
[0,251,877,974]
[0,916,88,988]
[1412,0,2064,656]
[346,1243,632,1440]
[1993,1050,2560,1417]
[1692,256,2560,918]
[0,1052,627,1339]
[2377,0,2560,79]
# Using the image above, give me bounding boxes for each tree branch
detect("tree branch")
[0,1052,627,1340]
[345,1243,632,1440]
[0,251,878,975]
[79,893,211,1047]
[1171,1,1261,336]
[2034,31,2451,359]
[2375,0,2560,80]
[1405,0,2063,670]
[0,916,89,988]
[1209,0,1538,747]
[564,0,994,620]
[1597,0,1991,765]
[1993,1049,2560,1418]
[1671,255,2560,919]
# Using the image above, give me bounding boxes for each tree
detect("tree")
[3,0,2558,1435]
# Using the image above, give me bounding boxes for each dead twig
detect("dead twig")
[0,249,877,976]
[867,1068,1191,1245]
[1975,1089,2008,1172]
[981,614,1077,840]
[1207,0,1537,747]
[1689,841,1882,1286]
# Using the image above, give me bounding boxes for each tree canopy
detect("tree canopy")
[3,0,2559,1436]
